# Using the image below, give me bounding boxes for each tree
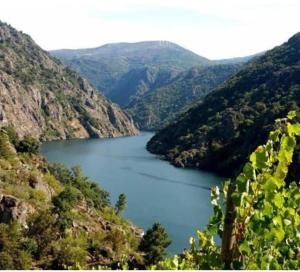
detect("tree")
[115,193,127,214]
[139,223,171,265]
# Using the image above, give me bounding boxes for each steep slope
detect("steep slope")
[147,32,300,178]
[50,41,210,102]
[0,22,138,140]
[108,66,180,107]
[0,128,143,269]
[126,64,241,130]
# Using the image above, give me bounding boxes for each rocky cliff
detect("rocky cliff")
[0,21,138,140]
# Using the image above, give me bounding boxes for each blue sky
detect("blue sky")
[0,0,299,59]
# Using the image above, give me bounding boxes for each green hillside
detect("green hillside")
[0,127,144,269]
[147,32,300,179]
[127,64,241,130]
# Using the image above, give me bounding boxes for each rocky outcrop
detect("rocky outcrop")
[29,174,54,200]
[0,21,138,140]
[0,194,34,227]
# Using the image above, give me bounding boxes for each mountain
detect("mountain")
[147,32,300,178]
[126,64,241,130]
[50,41,210,103]
[213,51,265,64]
[51,42,262,130]
[0,22,138,140]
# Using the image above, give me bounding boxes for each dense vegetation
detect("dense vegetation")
[52,42,253,130]
[151,113,300,269]
[1,113,299,269]
[127,64,240,130]
[0,127,171,269]
[148,32,300,180]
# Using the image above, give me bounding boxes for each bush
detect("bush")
[52,186,82,231]
[51,235,88,269]
[0,132,16,159]
[49,163,110,208]
[2,126,19,147]
[16,136,40,154]
[0,222,33,269]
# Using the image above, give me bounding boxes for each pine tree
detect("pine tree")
[115,193,127,214]
[139,223,171,265]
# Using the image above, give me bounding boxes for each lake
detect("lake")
[42,132,222,254]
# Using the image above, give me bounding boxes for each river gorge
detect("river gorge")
[42,132,222,253]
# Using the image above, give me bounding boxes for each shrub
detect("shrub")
[51,234,88,269]
[17,136,40,154]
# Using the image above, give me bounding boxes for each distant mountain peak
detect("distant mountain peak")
[50,40,211,100]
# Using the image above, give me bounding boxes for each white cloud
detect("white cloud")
[0,0,299,58]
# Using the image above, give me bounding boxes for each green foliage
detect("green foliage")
[0,222,33,269]
[52,186,82,213]
[127,64,240,130]
[43,173,63,194]
[152,113,300,270]
[16,136,40,154]
[0,120,142,269]
[115,193,127,214]
[229,113,300,270]
[139,223,171,265]
[51,234,88,269]
[52,186,82,231]
[2,126,19,147]
[27,210,59,258]
[71,166,110,208]
[148,33,300,181]
[0,131,16,160]
[49,163,110,208]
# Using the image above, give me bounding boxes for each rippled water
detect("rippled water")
[42,132,222,253]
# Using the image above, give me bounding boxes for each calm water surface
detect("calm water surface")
[42,132,222,254]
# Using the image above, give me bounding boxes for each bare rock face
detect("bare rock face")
[0,21,138,140]
[0,194,34,227]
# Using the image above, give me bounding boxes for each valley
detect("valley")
[41,132,222,254]
[51,41,254,130]
[0,2,299,268]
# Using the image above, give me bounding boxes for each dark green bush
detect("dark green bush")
[16,136,40,154]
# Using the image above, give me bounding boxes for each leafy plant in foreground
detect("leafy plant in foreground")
[153,112,300,270]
